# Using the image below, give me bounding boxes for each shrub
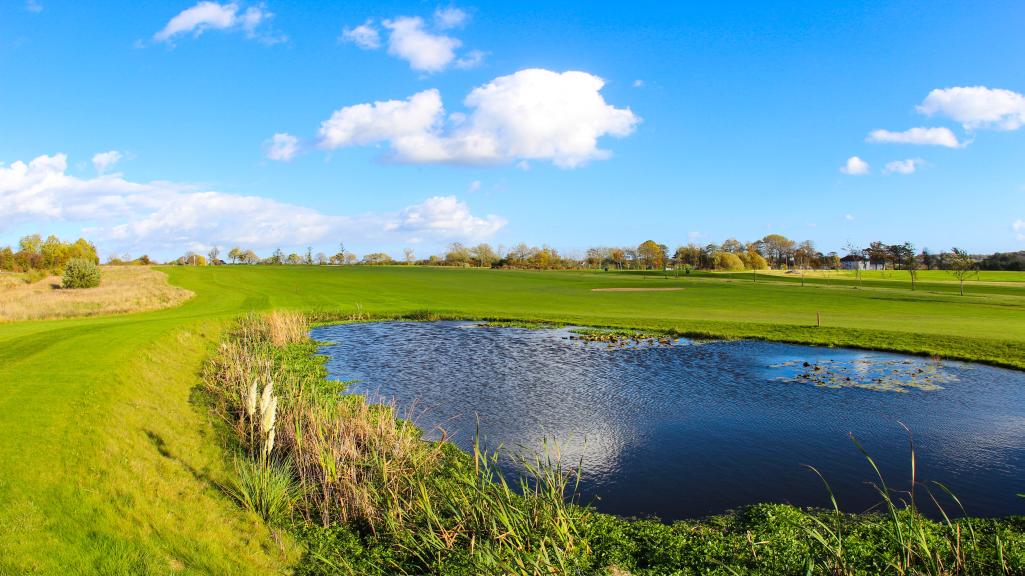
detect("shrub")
[223,458,300,524]
[713,251,745,271]
[62,258,101,289]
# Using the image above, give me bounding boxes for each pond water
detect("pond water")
[311,321,1025,520]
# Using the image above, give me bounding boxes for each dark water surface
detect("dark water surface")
[311,321,1025,520]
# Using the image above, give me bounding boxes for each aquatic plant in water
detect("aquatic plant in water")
[770,356,959,393]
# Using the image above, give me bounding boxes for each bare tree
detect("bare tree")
[404,247,415,264]
[949,247,976,296]
[208,246,220,264]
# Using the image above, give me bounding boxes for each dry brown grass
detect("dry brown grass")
[0,266,193,322]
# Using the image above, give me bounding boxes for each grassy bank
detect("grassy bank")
[1,265,1025,574]
[206,312,1025,575]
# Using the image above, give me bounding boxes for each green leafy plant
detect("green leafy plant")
[61,258,101,289]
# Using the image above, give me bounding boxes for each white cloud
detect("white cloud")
[918,86,1025,131]
[25,0,43,13]
[382,16,461,72]
[866,127,964,148]
[839,156,870,175]
[384,196,505,239]
[844,213,855,221]
[153,1,283,44]
[265,133,300,161]
[467,180,481,192]
[882,158,924,175]
[91,150,124,174]
[341,19,380,49]
[0,153,504,254]
[315,69,640,168]
[433,7,468,29]
[1015,219,1025,241]
[632,79,644,88]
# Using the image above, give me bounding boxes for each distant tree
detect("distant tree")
[334,243,346,264]
[19,234,42,254]
[637,240,666,269]
[305,246,313,265]
[208,246,221,264]
[720,238,744,254]
[794,240,816,269]
[343,253,358,265]
[759,234,795,268]
[866,241,890,269]
[747,251,769,270]
[713,251,745,271]
[270,248,284,265]
[228,247,242,264]
[315,252,328,265]
[242,249,258,264]
[287,253,303,265]
[362,252,393,265]
[470,243,498,267]
[445,242,471,266]
[403,248,415,265]
[893,242,918,289]
[949,248,976,296]
[0,247,15,271]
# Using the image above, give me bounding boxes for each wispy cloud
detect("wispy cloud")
[866,127,964,148]
[882,158,925,175]
[0,153,504,254]
[153,1,285,45]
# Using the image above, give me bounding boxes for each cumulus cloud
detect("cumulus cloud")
[839,156,870,175]
[0,153,504,254]
[382,16,461,72]
[153,1,284,44]
[91,150,124,174]
[882,158,924,175]
[265,133,300,161]
[341,19,380,49]
[315,69,639,168]
[385,196,505,238]
[918,86,1025,131]
[866,127,964,148]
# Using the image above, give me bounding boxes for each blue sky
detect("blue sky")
[2,0,1024,260]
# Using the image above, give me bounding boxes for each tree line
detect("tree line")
[0,234,99,272]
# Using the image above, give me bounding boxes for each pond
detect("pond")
[311,321,1025,521]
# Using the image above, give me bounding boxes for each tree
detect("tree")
[637,240,666,269]
[271,248,284,265]
[361,252,393,265]
[305,246,313,265]
[242,249,258,264]
[334,243,346,264]
[713,251,745,271]
[720,238,744,254]
[315,252,328,265]
[895,242,918,289]
[19,234,42,254]
[470,243,497,267]
[287,253,303,265]
[949,247,976,296]
[759,234,795,268]
[445,243,471,266]
[403,248,415,265]
[208,246,220,264]
[228,247,242,264]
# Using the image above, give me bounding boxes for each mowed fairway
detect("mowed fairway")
[2,265,1025,575]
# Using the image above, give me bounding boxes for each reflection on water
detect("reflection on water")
[312,321,1025,520]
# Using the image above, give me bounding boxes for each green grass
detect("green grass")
[2,265,1025,574]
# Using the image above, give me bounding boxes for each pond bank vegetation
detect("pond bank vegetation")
[203,311,1025,575]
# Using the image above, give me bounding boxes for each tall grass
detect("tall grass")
[802,424,1012,576]
[205,311,588,574]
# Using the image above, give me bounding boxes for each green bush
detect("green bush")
[61,258,101,289]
